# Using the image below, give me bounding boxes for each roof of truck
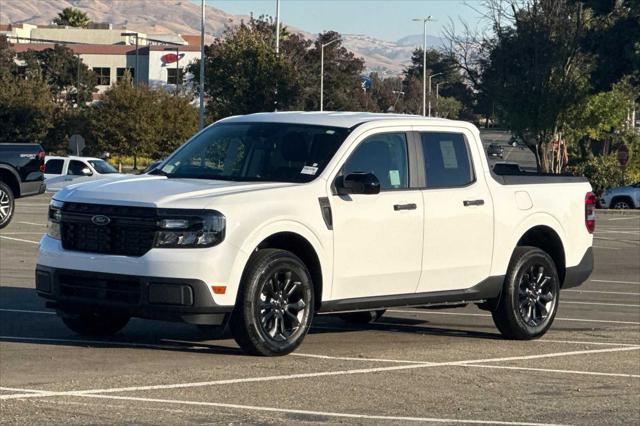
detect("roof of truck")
[219,111,451,129]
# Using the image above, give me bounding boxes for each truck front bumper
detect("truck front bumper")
[36,265,233,325]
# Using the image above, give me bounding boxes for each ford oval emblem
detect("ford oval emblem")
[91,215,111,226]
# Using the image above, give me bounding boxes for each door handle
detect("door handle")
[394,203,417,211]
[463,199,485,207]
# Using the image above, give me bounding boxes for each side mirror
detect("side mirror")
[336,172,380,195]
[81,167,93,176]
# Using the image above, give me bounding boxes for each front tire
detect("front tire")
[492,247,560,340]
[230,249,314,356]
[59,311,130,337]
[0,182,15,230]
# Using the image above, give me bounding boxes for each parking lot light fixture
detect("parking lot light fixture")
[412,17,434,116]
[320,37,341,112]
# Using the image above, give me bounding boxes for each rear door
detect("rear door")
[330,131,424,300]
[44,158,64,179]
[416,129,494,293]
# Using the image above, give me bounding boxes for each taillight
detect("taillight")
[38,149,45,173]
[585,192,596,234]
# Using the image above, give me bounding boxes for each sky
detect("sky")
[206,0,486,42]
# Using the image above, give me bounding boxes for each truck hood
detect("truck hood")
[54,175,298,208]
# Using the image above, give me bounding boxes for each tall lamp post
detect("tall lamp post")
[435,82,444,117]
[199,0,205,130]
[320,37,341,112]
[121,32,139,85]
[427,72,442,117]
[412,17,433,116]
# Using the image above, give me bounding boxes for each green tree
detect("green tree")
[302,31,367,111]
[480,0,593,172]
[89,76,197,165]
[190,16,309,121]
[0,35,16,77]
[0,74,54,143]
[20,45,97,106]
[53,8,91,28]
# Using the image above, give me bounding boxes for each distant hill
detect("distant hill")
[1,0,443,75]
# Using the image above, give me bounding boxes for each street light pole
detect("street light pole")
[427,72,442,117]
[436,82,444,117]
[199,0,205,130]
[320,37,341,112]
[412,17,433,116]
[275,0,281,55]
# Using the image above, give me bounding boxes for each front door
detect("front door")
[331,132,424,300]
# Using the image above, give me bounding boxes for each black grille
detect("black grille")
[61,202,157,256]
[58,272,141,305]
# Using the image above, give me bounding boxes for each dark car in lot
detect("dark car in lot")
[487,143,504,159]
[0,143,46,228]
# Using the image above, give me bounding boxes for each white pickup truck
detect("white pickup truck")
[36,112,595,356]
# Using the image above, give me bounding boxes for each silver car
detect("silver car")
[600,182,640,209]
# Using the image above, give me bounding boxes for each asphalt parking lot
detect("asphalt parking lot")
[1,194,639,425]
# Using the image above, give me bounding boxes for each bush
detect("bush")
[570,155,624,196]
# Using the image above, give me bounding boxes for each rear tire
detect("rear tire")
[0,182,15,230]
[611,197,633,209]
[492,246,560,340]
[230,249,314,356]
[59,311,130,337]
[338,310,386,324]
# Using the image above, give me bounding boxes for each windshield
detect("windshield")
[157,122,349,183]
[88,160,118,174]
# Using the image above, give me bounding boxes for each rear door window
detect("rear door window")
[45,159,64,175]
[420,132,474,188]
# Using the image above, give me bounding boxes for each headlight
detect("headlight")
[47,199,63,240]
[153,210,225,248]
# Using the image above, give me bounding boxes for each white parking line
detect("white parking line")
[0,236,39,244]
[387,309,640,325]
[591,279,640,285]
[0,308,55,315]
[604,216,640,221]
[592,245,622,250]
[563,301,640,308]
[0,232,46,235]
[17,221,46,227]
[73,394,571,426]
[563,289,640,296]
[1,346,637,401]
[461,364,640,379]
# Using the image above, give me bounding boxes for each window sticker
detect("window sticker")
[439,140,458,169]
[301,165,319,175]
[389,170,401,187]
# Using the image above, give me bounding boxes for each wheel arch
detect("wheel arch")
[0,165,20,198]
[515,225,566,285]
[610,195,635,208]
[231,222,328,311]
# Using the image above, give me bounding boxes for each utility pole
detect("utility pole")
[274,0,281,111]
[427,72,442,117]
[412,17,433,116]
[199,0,205,130]
[320,37,341,111]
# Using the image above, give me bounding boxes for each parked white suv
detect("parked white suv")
[36,112,594,356]
[44,156,124,192]
[600,183,640,209]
